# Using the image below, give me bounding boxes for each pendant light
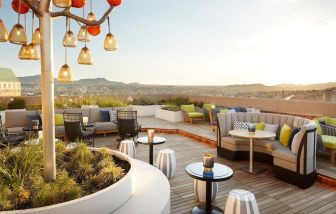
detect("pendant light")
[104,17,117,51]
[78,24,93,65]
[25,13,39,60]
[18,15,28,59]
[77,7,90,42]
[72,0,86,8]
[58,17,73,82]
[0,2,8,42]
[32,27,40,45]
[87,0,101,36]
[9,1,27,45]
[63,17,76,47]
[53,0,72,8]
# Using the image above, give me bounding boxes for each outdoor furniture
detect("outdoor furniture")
[156,149,176,178]
[209,107,223,132]
[217,112,317,188]
[63,113,96,146]
[229,130,276,174]
[181,104,205,124]
[194,179,218,203]
[186,162,233,213]
[119,139,136,158]
[0,126,25,147]
[202,104,216,122]
[117,110,141,142]
[315,121,336,163]
[224,189,259,214]
[137,136,166,165]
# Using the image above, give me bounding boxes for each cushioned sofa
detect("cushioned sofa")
[217,112,317,188]
[4,107,132,138]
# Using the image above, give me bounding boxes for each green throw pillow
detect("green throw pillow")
[220,109,228,113]
[313,119,323,135]
[255,122,265,130]
[180,104,195,113]
[54,114,64,126]
[326,118,336,127]
[280,124,292,147]
[203,104,215,111]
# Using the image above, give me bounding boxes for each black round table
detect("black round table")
[137,136,166,165]
[186,162,233,214]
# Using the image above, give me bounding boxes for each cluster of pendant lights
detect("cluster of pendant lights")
[0,0,121,82]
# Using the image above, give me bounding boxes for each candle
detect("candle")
[32,119,39,129]
[83,117,89,126]
[147,129,155,142]
[203,153,215,168]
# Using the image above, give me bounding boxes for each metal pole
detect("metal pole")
[39,0,56,181]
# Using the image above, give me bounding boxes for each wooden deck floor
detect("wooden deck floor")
[95,133,336,214]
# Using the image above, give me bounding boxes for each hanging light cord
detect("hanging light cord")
[107,16,111,33]
[31,13,34,41]
[24,14,26,34]
[17,0,21,24]
[90,0,93,13]
[65,17,68,64]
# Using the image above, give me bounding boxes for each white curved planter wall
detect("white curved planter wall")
[155,108,183,123]
[6,149,134,214]
[130,105,162,116]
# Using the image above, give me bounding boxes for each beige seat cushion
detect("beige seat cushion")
[94,122,117,132]
[272,142,296,163]
[221,137,275,155]
[7,127,25,134]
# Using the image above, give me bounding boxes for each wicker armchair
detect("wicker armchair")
[63,113,95,146]
[180,104,205,124]
[317,123,336,163]
[116,110,141,142]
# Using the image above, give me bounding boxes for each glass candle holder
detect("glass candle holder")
[248,124,256,134]
[203,153,215,168]
[147,129,155,143]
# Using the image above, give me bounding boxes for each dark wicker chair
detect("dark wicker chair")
[0,115,25,147]
[117,110,141,143]
[63,113,95,147]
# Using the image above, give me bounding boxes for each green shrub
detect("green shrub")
[7,98,26,109]
[55,96,127,109]
[161,105,180,112]
[132,98,156,105]
[160,96,191,107]
[26,104,42,110]
[0,102,7,111]
[0,184,12,211]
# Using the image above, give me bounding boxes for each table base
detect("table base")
[192,205,223,214]
[239,165,265,175]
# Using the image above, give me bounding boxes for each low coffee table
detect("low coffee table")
[186,162,233,214]
[229,129,276,174]
[137,136,166,165]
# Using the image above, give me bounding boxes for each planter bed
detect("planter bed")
[155,108,183,123]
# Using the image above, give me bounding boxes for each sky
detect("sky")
[0,0,336,86]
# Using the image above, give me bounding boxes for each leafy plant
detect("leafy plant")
[159,96,191,107]
[26,104,42,110]
[0,102,7,111]
[161,105,180,112]
[7,98,26,109]
[132,98,156,105]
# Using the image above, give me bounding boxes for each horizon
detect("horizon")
[1,0,336,85]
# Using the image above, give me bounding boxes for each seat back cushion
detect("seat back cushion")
[5,110,36,128]
[180,104,195,113]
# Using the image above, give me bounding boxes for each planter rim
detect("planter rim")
[3,148,134,213]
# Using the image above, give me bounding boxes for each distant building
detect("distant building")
[323,88,336,102]
[0,67,21,97]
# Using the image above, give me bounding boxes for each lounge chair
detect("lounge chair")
[180,104,205,124]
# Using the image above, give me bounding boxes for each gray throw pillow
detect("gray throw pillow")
[264,123,279,135]
[109,110,117,123]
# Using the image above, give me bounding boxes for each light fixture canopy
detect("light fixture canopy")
[0,19,8,42]
[8,23,27,44]
[104,33,117,51]
[78,46,93,65]
[32,27,40,45]
[18,43,28,59]
[24,43,40,60]
[77,25,90,42]
[53,0,72,8]
[57,64,73,82]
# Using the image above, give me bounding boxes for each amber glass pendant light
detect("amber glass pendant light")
[9,1,27,45]
[53,0,72,8]
[32,27,40,45]
[18,14,28,59]
[0,2,8,42]
[77,7,90,42]
[78,24,93,65]
[63,17,76,47]
[58,18,73,82]
[104,16,117,51]
[24,13,39,60]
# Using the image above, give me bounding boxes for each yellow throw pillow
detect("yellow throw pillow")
[280,124,292,147]
[54,114,64,127]
[255,122,265,130]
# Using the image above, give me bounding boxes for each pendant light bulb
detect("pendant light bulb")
[0,19,8,42]
[24,43,40,60]
[57,64,73,82]
[18,44,28,59]
[8,23,27,45]
[77,25,90,42]
[53,0,72,8]
[77,46,93,65]
[104,33,118,51]
[32,28,40,45]
[63,30,76,47]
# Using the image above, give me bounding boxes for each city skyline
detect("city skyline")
[1,0,336,85]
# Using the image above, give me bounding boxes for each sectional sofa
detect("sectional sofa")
[217,112,317,188]
[4,107,132,138]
